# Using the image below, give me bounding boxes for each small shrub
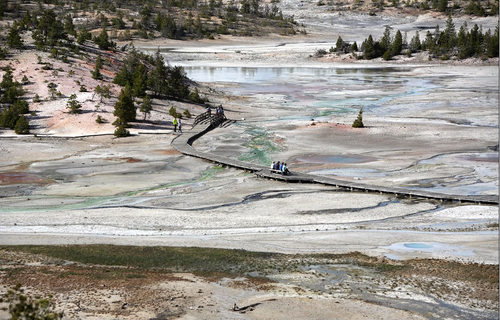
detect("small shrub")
[183,109,192,118]
[0,284,62,319]
[96,115,106,124]
[33,94,41,102]
[314,48,327,58]
[114,124,130,137]
[79,85,88,92]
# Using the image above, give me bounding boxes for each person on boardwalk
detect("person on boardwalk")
[274,161,280,170]
[271,161,275,170]
[173,117,178,132]
[178,118,182,133]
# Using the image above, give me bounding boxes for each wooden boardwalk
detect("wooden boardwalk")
[172,115,499,205]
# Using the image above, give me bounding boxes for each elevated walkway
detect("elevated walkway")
[172,113,498,205]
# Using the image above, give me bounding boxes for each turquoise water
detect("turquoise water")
[404,243,433,249]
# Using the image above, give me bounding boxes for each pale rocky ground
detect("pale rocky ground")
[0,3,498,320]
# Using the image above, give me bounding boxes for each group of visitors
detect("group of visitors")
[173,117,182,133]
[271,161,289,175]
[216,105,224,116]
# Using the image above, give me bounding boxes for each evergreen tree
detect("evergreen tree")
[94,28,113,50]
[352,108,364,128]
[132,63,148,97]
[32,9,66,49]
[410,31,422,52]
[14,99,29,114]
[380,26,392,53]
[66,94,82,114]
[363,35,376,59]
[148,51,168,96]
[93,84,111,103]
[350,41,358,52]
[391,30,403,56]
[167,66,189,99]
[113,85,136,125]
[64,15,76,36]
[0,106,20,129]
[486,25,499,58]
[140,95,153,120]
[7,25,24,49]
[335,36,345,52]
[77,27,92,44]
[14,115,29,134]
[92,55,103,80]
[442,15,456,51]
[437,0,448,12]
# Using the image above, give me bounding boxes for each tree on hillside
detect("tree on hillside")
[92,55,104,80]
[77,27,92,44]
[113,85,136,125]
[94,28,113,50]
[438,0,448,12]
[148,52,168,97]
[64,15,76,36]
[32,9,66,49]
[7,25,24,49]
[93,84,111,103]
[140,95,153,120]
[66,94,82,114]
[14,115,29,134]
[167,66,189,99]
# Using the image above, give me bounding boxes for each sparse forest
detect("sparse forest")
[320,16,499,61]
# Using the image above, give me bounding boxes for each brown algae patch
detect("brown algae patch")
[0,172,53,185]
[153,149,181,155]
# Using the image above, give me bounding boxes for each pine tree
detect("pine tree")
[64,15,76,36]
[140,95,153,120]
[363,35,375,59]
[148,51,168,96]
[113,85,136,125]
[391,30,403,56]
[486,25,499,58]
[438,0,448,12]
[14,115,29,134]
[95,28,112,50]
[7,25,24,49]
[410,31,421,52]
[350,41,358,52]
[335,36,345,52]
[352,108,364,128]
[66,94,82,114]
[92,56,103,80]
[380,26,392,53]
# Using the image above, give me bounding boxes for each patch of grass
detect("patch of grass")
[1,245,279,275]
